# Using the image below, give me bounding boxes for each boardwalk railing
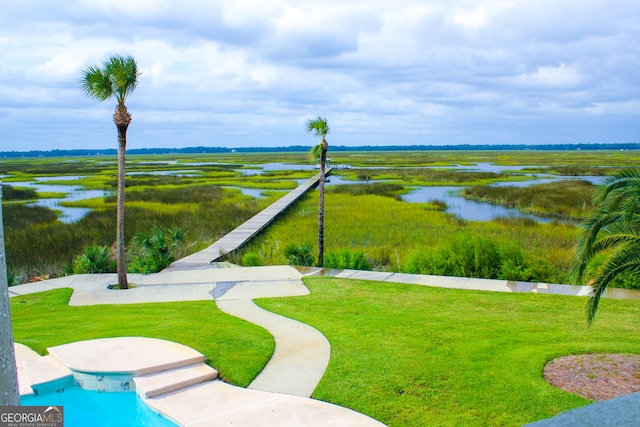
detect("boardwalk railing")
[166,169,331,270]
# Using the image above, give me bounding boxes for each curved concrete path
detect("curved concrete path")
[217,299,330,397]
[211,266,330,397]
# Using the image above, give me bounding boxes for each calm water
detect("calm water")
[238,162,317,175]
[21,388,176,427]
[401,186,551,222]
[127,170,201,176]
[5,177,111,223]
[2,163,604,224]
[223,186,268,198]
[401,176,602,222]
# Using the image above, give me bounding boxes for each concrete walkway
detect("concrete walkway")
[211,266,330,397]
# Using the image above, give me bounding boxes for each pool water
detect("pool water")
[21,387,177,427]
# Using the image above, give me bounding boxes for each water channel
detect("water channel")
[1,163,604,224]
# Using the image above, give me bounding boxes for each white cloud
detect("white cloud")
[0,0,639,150]
[517,64,585,88]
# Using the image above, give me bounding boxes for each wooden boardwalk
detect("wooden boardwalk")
[166,169,331,270]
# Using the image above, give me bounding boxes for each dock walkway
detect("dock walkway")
[166,169,331,270]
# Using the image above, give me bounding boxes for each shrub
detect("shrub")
[284,242,315,266]
[242,252,263,267]
[405,235,500,279]
[128,226,186,274]
[73,245,115,274]
[6,270,22,286]
[583,254,640,290]
[324,249,371,270]
[435,235,501,278]
[405,236,562,283]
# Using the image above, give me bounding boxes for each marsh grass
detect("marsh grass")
[462,180,594,220]
[256,277,640,426]
[4,184,267,280]
[328,183,404,199]
[1,185,37,200]
[10,288,273,386]
[336,168,524,186]
[240,190,576,280]
[1,151,632,283]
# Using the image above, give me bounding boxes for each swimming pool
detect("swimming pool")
[21,387,177,427]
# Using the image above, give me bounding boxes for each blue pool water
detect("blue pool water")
[21,388,177,427]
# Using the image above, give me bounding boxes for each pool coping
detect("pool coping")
[15,337,385,427]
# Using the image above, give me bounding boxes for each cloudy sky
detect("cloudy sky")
[1,1,639,151]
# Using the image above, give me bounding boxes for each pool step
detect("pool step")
[20,355,74,396]
[134,363,218,399]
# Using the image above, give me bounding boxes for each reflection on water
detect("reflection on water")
[402,186,551,222]
[238,163,317,176]
[223,187,267,199]
[1,161,606,224]
[5,178,110,223]
[127,170,201,176]
[402,176,601,222]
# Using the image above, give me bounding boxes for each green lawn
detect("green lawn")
[9,288,273,387]
[10,277,640,427]
[256,277,640,427]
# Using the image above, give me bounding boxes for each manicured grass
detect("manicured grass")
[256,277,640,427]
[9,288,273,387]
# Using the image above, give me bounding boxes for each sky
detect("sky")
[1,0,639,151]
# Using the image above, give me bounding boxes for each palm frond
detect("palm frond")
[80,55,139,104]
[573,167,640,325]
[104,55,140,104]
[586,246,640,325]
[306,117,330,139]
[309,144,323,161]
[80,65,113,101]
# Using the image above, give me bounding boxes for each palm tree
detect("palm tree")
[307,117,330,266]
[81,55,140,289]
[573,169,640,325]
[0,187,19,405]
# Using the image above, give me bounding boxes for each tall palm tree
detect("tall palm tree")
[307,117,330,267]
[81,55,140,289]
[0,187,19,405]
[573,169,640,325]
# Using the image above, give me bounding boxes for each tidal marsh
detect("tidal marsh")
[1,150,636,284]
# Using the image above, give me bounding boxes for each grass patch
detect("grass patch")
[10,288,273,386]
[240,191,575,281]
[328,183,405,199]
[461,180,595,220]
[335,168,527,186]
[256,277,640,426]
[1,185,37,200]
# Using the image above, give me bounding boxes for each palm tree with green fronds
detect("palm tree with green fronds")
[307,117,330,267]
[81,55,140,289]
[573,168,640,325]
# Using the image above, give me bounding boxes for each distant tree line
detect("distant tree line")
[1,142,639,158]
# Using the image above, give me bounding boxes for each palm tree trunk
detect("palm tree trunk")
[0,187,19,405]
[317,143,327,267]
[116,124,128,289]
